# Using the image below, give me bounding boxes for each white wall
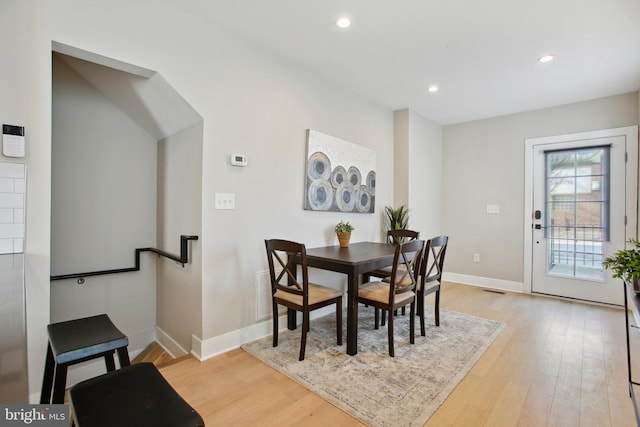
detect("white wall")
[49,0,394,354]
[393,109,443,239]
[50,54,158,358]
[442,92,639,287]
[0,0,52,402]
[393,110,410,209]
[157,123,203,354]
[4,0,396,397]
[11,0,633,400]
[407,110,442,239]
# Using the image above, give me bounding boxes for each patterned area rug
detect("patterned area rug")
[242,308,505,427]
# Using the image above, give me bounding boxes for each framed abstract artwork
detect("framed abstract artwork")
[304,130,376,213]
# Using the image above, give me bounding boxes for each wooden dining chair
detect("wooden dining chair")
[365,229,420,327]
[417,235,448,335]
[367,229,420,279]
[264,239,343,361]
[357,239,424,357]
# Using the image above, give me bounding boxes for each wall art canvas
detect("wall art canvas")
[304,130,376,213]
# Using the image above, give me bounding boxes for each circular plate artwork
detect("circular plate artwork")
[307,152,332,181]
[331,165,347,188]
[355,186,372,213]
[366,171,376,196]
[335,182,356,212]
[304,130,376,213]
[347,166,362,187]
[307,179,334,211]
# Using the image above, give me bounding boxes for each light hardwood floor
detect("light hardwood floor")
[156,282,637,426]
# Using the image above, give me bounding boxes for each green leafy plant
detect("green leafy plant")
[335,221,354,233]
[603,239,640,283]
[384,205,409,231]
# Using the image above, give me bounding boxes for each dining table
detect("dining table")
[289,241,397,356]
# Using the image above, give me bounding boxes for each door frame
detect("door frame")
[523,126,638,296]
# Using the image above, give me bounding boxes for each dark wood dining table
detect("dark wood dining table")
[289,241,396,355]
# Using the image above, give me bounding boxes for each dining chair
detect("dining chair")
[365,229,420,327]
[264,239,344,361]
[357,239,424,357]
[417,235,448,335]
[367,229,420,278]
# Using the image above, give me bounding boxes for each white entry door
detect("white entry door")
[527,127,637,305]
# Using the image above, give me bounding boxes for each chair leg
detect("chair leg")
[409,301,415,344]
[299,312,309,361]
[336,299,343,346]
[419,292,426,336]
[381,309,386,326]
[374,308,379,329]
[387,310,394,357]
[435,290,440,327]
[272,302,279,347]
[40,343,55,404]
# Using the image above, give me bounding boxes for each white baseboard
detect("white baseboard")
[156,326,189,358]
[191,274,523,363]
[443,272,524,294]
[192,275,525,362]
[192,305,335,361]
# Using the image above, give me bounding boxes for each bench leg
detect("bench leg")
[116,347,131,368]
[51,364,68,404]
[104,352,116,372]
[40,343,55,404]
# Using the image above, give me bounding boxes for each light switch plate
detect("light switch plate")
[215,193,235,210]
[486,204,500,214]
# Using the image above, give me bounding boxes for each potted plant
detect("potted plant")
[603,239,640,292]
[335,220,354,248]
[384,205,409,243]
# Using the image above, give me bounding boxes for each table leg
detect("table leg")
[287,308,296,330]
[346,272,358,355]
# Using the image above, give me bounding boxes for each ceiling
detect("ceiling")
[176,0,640,125]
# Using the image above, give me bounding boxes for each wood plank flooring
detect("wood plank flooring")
[154,282,637,426]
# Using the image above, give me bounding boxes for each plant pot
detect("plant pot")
[337,232,351,248]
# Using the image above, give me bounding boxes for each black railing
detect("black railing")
[50,235,199,281]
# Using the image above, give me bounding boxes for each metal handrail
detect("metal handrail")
[50,235,199,281]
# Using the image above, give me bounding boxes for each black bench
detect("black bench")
[40,314,130,404]
[69,362,205,427]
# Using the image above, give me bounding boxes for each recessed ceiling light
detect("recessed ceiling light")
[336,17,351,29]
[427,85,439,93]
[538,55,555,63]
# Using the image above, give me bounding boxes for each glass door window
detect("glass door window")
[545,146,610,281]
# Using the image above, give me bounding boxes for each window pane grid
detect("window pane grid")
[544,146,609,281]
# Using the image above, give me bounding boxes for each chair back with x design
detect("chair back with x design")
[264,238,343,361]
[265,239,309,305]
[417,235,449,334]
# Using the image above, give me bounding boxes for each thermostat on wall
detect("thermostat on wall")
[2,124,25,158]
[230,153,248,167]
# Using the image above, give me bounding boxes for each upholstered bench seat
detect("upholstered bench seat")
[40,314,130,404]
[69,362,205,427]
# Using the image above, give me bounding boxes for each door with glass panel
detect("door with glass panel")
[531,132,634,305]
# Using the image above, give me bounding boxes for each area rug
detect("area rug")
[241,308,505,427]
